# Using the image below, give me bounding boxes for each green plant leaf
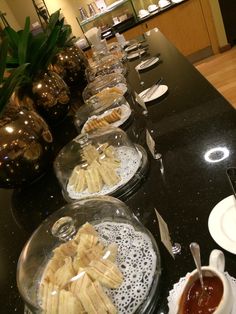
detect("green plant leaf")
[3,27,19,55]
[18,16,30,65]
[30,26,60,75]
[0,63,29,116]
[0,37,8,84]
[2,10,74,84]
[58,25,72,47]
[47,10,60,33]
[6,56,21,68]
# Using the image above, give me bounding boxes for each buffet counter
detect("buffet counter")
[1,28,236,313]
[84,0,218,62]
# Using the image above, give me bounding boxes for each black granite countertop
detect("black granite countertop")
[1,28,236,313]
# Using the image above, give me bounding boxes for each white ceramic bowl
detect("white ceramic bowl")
[159,0,170,8]
[138,9,149,18]
[148,4,158,12]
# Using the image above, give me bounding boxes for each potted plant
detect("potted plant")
[49,11,89,92]
[0,38,53,189]
[4,11,71,126]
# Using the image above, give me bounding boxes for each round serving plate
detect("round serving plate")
[208,195,236,254]
[139,85,168,103]
[63,144,149,202]
[20,196,160,314]
[81,104,132,133]
[136,57,160,71]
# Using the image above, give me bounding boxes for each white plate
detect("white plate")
[138,84,168,102]
[81,104,131,133]
[127,49,146,60]
[148,7,159,13]
[208,195,236,254]
[136,57,159,71]
[67,146,142,200]
[139,13,150,19]
[171,0,184,3]
[159,1,171,8]
[125,43,138,52]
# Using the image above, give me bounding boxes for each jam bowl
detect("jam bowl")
[178,250,233,314]
[17,196,161,313]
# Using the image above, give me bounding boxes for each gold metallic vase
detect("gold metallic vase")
[32,70,71,125]
[52,46,89,89]
[0,106,53,189]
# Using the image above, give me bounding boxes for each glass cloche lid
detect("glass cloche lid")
[54,127,148,202]
[75,90,132,132]
[17,196,161,314]
[82,73,128,102]
[107,42,127,61]
[86,55,127,82]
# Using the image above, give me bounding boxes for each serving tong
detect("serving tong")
[226,167,236,199]
[139,57,157,69]
[141,77,163,100]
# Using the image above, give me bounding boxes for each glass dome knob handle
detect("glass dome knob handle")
[74,133,89,146]
[51,216,76,241]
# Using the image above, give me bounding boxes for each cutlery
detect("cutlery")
[226,168,236,199]
[139,57,156,69]
[127,48,146,59]
[190,242,208,304]
[141,77,163,100]
[190,242,204,289]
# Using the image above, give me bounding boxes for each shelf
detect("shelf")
[79,0,130,26]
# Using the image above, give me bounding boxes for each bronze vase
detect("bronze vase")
[51,46,89,90]
[32,70,71,125]
[0,106,53,189]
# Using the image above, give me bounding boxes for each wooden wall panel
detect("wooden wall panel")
[141,0,212,56]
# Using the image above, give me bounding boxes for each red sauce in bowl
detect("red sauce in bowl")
[182,276,223,314]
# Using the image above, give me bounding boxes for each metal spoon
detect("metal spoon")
[189,242,204,290]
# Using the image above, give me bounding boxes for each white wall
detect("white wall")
[6,0,39,29]
[0,0,20,30]
[44,0,84,38]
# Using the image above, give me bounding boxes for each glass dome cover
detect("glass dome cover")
[17,196,161,314]
[86,55,127,82]
[75,91,131,132]
[107,42,127,61]
[54,127,148,201]
[82,73,128,102]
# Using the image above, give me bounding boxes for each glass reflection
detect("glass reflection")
[204,147,229,163]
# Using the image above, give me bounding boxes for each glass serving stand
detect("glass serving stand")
[82,73,128,102]
[54,127,149,202]
[75,91,132,132]
[18,196,161,314]
[86,55,127,82]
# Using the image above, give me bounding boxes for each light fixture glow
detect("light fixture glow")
[204,147,229,163]
[5,126,14,133]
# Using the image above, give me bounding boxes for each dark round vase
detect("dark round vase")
[0,107,53,189]
[51,46,89,89]
[32,70,71,125]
